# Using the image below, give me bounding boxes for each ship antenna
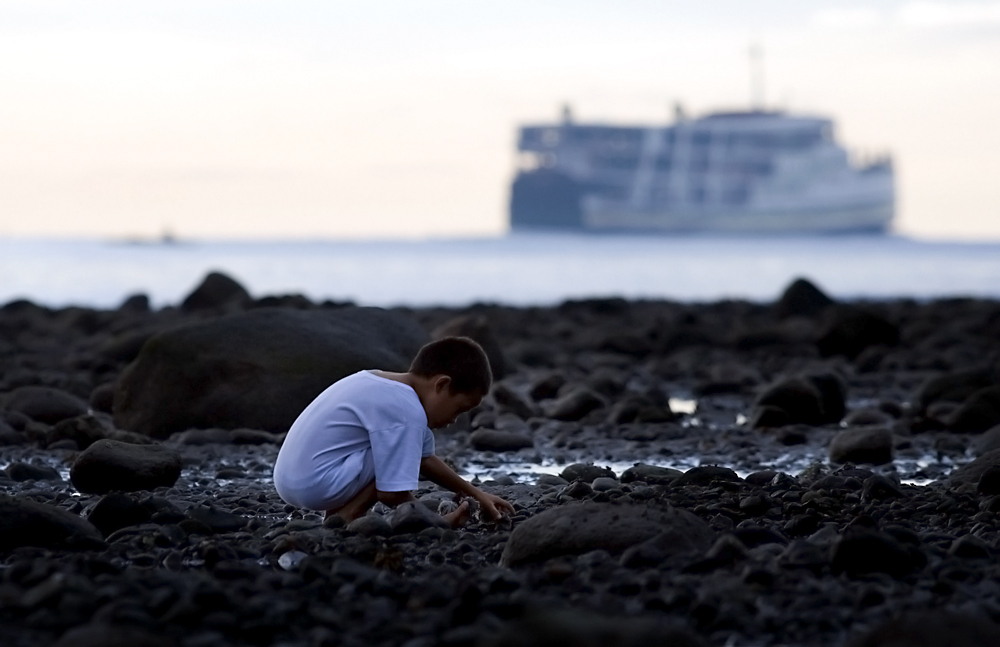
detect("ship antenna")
[749,43,765,111]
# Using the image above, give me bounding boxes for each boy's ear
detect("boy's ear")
[433,375,452,393]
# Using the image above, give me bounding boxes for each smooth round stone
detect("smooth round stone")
[591,477,620,492]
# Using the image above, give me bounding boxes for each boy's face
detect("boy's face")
[425,376,483,428]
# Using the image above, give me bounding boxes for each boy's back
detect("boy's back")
[273,370,434,512]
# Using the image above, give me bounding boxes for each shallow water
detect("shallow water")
[3,234,1000,309]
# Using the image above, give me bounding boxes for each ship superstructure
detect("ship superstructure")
[510,108,894,233]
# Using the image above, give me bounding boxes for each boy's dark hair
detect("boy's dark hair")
[410,337,492,395]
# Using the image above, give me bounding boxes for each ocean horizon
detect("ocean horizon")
[2,232,1000,309]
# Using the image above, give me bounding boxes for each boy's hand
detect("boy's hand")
[475,492,515,521]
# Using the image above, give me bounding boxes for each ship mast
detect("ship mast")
[749,43,765,111]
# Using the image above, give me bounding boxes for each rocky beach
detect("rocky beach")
[3,271,1000,646]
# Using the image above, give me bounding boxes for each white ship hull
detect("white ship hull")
[583,202,893,233]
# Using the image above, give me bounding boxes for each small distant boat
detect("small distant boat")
[510,106,894,234]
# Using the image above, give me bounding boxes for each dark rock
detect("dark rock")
[817,307,899,359]
[862,474,905,501]
[98,329,159,363]
[948,448,1000,485]
[230,428,282,444]
[591,477,619,492]
[70,439,182,494]
[484,608,707,647]
[469,429,534,452]
[500,503,713,567]
[732,525,787,548]
[536,474,568,487]
[119,293,150,312]
[560,463,615,482]
[973,424,1000,455]
[831,529,924,577]
[388,501,450,534]
[744,470,779,486]
[346,515,391,537]
[431,314,509,379]
[811,475,862,491]
[845,611,1000,647]
[491,383,536,419]
[608,397,674,424]
[948,385,1000,433]
[0,422,27,446]
[773,277,835,318]
[529,373,566,401]
[5,462,61,482]
[621,463,683,485]
[544,388,605,421]
[48,414,151,450]
[978,465,1000,495]
[89,383,115,414]
[753,373,845,427]
[829,427,893,464]
[561,480,594,499]
[750,405,789,429]
[672,465,740,487]
[0,494,105,551]
[917,367,999,414]
[949,534,992,559]
[185,504,246,533]
[2,386,88,424]
[113,307,427,437]
[54,623,176,647]
[180,271,251,312]
[168,428,233,445]
[845,408,892,426]
[87,493,152,536]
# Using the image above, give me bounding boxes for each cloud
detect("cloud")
[898,2,1000,28]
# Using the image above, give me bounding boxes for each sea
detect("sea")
[2,233,1000,309]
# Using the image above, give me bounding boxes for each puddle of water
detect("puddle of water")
[669,398,697,415]
[462,450,962,488]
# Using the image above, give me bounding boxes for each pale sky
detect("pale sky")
[0,0,998,240]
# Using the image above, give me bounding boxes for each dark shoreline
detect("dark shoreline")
[2,274,1000,646]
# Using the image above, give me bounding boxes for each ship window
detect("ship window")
[655,155,672,171]
[689,186,706,204]
[692,132,711,146]
[542,129,560,146]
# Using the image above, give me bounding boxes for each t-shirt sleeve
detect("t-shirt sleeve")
[421,426,435,458]
[368,424,425,492]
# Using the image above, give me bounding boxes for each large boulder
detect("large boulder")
[773,277,835,319]
[916,367,999,414]
[180,271,251,313]
[817,307,899,360]
[949,448,1000,485]
[947,385,1000,433]
[2,386,88,424]
[753,373,845,427]
[500,503,712,567]
[0,494,105,551]
[70,439,183,494]
[113,307,427,437]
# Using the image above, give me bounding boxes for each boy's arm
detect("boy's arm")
[419,455,515,520]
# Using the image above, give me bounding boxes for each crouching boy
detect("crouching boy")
[273,336,514,526]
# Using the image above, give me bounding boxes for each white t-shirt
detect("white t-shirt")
[273,370,435,511]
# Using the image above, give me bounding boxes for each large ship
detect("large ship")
[509,106,894,233]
